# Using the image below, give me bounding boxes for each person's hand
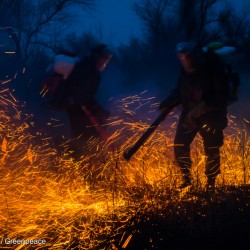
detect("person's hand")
[183,101,216,130]
[183,101,206,130]
[183,111,197,130]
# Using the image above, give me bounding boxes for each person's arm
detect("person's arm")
[159,74,182,111]
[159,88,181,111]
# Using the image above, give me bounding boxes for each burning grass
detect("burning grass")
[0,89,250,249]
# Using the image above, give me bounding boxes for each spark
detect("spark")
[4,51,16,54]
[0,90,249,249]
[1,79,12,85]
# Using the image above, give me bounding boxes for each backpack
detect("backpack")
[203,42,240,105]
[41,53,79,111]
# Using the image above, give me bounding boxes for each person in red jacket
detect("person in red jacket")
[159,41,229,193]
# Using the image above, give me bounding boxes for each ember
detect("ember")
[0,89,249,249]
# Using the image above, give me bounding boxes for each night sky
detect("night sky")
[75,0,249,47]
[83,0,143,46]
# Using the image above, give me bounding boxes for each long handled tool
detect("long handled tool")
[123,107,172,161]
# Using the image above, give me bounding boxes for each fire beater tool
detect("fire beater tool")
[123,107,172,161]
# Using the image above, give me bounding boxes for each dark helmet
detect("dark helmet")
[91,44,111,57]
[91,44,112,71]
[176,41,201,56]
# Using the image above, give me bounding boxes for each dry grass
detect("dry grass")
[0,89,249,249]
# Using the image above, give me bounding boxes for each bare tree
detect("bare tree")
[216,4,250,45]
[133,0,220,44]
[133,0,176,46]
[64,32,103,58]
[197,0,217,41]
[177,0,217,42]
[0,0,95,66]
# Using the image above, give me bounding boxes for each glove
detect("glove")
[183,112,197,130]
[183,101,217,130]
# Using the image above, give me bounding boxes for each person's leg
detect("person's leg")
[199,127,224,191]
[68,107,105,185]
[174,114,198,187]
[67,107,91,160]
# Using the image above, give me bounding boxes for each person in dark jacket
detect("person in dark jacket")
[65,44,112,159]
[159,41,229,193]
